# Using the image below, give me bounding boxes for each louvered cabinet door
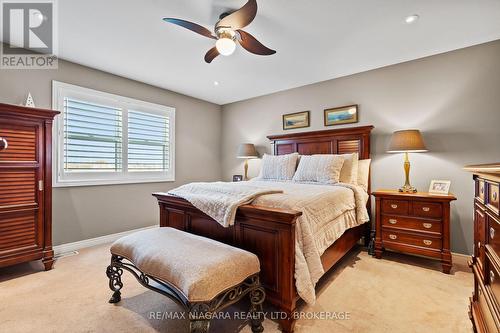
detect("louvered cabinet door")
[0,120,44,257]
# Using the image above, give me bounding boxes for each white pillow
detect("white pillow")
[339,152,359,184]
[257,153,299,181]
[357,159,371,191]
[292,155,345,184]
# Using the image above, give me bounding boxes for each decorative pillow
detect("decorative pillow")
[357,159,371,191]
[339,153,359,184]
[292,155,345,184]
[257,153,299,181]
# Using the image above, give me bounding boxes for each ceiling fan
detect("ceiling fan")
[163,0,276,63]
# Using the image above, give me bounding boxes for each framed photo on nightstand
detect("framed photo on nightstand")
[429,180,451,195]
[233,175,243,182]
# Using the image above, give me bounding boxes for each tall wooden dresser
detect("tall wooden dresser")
[0,103,59,270]
[465,163,500,332]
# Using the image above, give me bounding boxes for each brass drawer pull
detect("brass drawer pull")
[491,227,495,240]
[494,192,498,201]
[389,234,397,240]
[391,204,398,209]
[422,207,430,212]
[423,240,432,246]
[422,223,432,229]
[481,186,484,194]
[389,219,397,224]
[491,270,496,284]
[478,241,481,249]
[0,137,8,151]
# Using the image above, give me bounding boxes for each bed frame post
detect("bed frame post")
[278,305,297,333]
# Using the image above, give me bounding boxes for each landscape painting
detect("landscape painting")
[324,105,358,126]
[282,111,310,130]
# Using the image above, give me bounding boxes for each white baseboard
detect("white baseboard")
[54,225,158,256]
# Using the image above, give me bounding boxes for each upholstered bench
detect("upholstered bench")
[106,227,265,333]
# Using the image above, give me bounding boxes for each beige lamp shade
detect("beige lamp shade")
[387,130,428,153]
[237,143,258,159]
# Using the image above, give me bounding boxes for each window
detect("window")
[52,81,175,187]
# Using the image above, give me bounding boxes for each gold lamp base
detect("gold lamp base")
[399,152,417,193]
[399,184,417,193]
[243,159,249,181]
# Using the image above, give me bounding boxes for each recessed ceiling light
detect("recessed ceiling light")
[405,14,420,24]
[213,81,219,86]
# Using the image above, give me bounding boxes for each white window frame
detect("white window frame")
[52,81,175,187]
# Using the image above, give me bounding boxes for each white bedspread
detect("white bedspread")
[168,182,283,227]
[168,180,369,305]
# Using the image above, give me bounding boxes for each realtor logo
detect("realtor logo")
[1,0,58,69]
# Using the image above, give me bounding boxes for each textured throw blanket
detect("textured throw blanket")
[168,182,283,227]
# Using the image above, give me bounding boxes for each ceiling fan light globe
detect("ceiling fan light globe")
[216,38,236,56]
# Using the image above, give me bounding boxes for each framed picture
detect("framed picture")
[429,180,451,195]
[282,111,310,130]
[232,175,243,182]
[324,104,358,126]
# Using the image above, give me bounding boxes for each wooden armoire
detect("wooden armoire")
[0,103,59,270]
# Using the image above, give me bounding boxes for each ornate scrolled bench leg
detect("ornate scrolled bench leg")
[189,320,210,333]
[249,276,266,333]
[106,255,124,303]
[188,303,211,333]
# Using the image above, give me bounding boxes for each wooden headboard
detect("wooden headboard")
[267,125,375,214]
[267,125,373,159]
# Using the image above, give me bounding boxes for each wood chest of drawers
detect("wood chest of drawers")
[0,103,59,270]
[373,190,457,273]
[465,164,500,332]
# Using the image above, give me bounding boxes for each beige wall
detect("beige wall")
[221,40,500,255]
[0,59,222,245]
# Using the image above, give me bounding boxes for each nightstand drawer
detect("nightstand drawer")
[412,201,443,219]
[382,230,441,250]
[382,199,409,215]
[382,215,441,234]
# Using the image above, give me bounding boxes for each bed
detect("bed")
[153,125,373,332]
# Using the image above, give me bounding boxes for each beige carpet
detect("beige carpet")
[0,244,472,333]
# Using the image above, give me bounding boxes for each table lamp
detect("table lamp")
[237,143,258,180]
[387,129,428,193]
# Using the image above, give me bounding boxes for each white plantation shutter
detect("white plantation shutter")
[64,98,122,172]
[128,110,170,172]
[53,81,175,187]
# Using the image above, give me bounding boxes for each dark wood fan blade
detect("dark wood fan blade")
[237,30,276,55]
[217,0,257,30]
[163,18,216,39]
[204,47,220,63]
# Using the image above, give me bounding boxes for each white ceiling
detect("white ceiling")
[57,0,500,105]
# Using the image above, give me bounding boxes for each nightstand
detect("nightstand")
[373,190,457,273]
